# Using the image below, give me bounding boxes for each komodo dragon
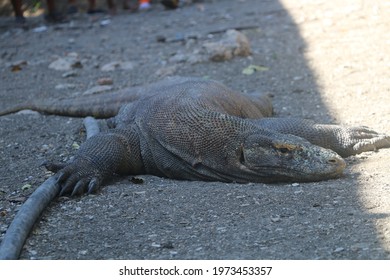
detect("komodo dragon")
[2,77,389,196]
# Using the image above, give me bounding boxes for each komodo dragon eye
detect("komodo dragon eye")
[273,143,300,155]
[278,147,289,154]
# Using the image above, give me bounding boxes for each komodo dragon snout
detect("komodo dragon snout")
[240,132,346,182]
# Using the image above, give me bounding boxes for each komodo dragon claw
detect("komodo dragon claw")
[56,167,104,196]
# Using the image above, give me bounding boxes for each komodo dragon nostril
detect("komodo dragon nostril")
[327,156,346,170]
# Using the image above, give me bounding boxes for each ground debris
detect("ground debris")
[203,29,251,62]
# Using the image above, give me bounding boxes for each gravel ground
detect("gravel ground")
[0,0,389,259]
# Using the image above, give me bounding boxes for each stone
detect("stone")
[49,53,82,71]
[82,85,113,95]
[97,77,114,85]
[55,83,77,90]
[62,70,78,78]
[203,29,251,62]
[101,61,135,72]
[155,65,178,78]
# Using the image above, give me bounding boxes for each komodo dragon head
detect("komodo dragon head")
[238,132,346,182]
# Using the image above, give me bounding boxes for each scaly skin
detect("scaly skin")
[2,78,389,195]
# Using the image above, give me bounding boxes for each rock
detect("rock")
[78,250,88,255]
[82,85,113,95]
[55,83,77,90]
[187,54,205,64]
[32,26,48,33]
[100,19,111,26]
[120,61,135,70]
[155,65,178,78]
[28,249,38,256]
[156,35,166,43]
[169,53,189,64]
[62,70,78,78]
[333,247,345,253]
[97,77,114,85]
[203,29,251,62]
[101,61,135,72]
[169,251,178,256]
[15,110,40,116]
[168,52,205,65]
[151,242,161,248]
[49,53,82,71]
[270,216,281,222]
[40,144,50,152]
[100,62,118,72]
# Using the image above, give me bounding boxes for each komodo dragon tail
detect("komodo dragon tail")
[0,88,143,118]
[0,77,199,118]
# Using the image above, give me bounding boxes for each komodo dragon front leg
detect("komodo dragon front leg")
[45,128,143,196]
[253,118,390,157]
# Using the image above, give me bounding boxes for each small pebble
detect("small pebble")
[100,19,111,26]
[33,26,48,33]
[271,216,281,222]
[62,71,77,78]
[97,77,113,85]
[55,83,77,90]
[333,247,344,253]
[82,85,113,95]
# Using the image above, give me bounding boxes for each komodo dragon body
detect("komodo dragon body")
[2,77,389,195]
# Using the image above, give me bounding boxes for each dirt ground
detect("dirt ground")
[0,0,389,259]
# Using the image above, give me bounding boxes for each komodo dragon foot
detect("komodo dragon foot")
[339,126,390,156]
[44,159,104,196]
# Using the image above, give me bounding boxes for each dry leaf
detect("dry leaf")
[242,64,269,75]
